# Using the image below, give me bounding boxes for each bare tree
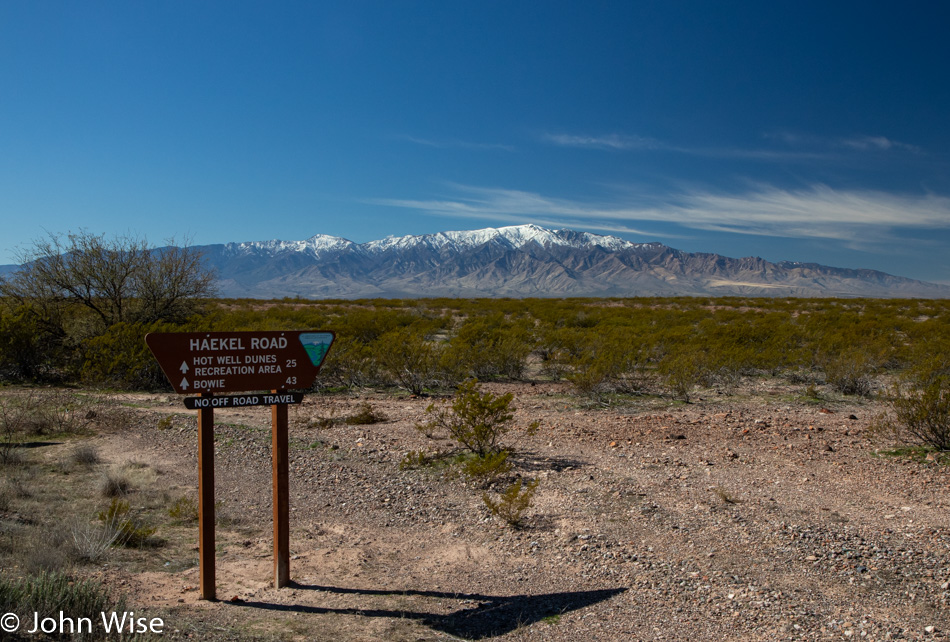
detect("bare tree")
[0,230,216,328]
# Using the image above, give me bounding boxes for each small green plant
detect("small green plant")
[462,450,513,486]
[157,414,174,430]
[801,383,823,401]
[167,496,199,523]
[399,450,434,470]
[344,402,388,425]
[483,478,539,527]
[417,379,537,457]
[873,446,950,465]
[96,498,157,548]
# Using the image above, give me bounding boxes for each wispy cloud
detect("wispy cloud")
[765,130,923,154]
[396,135,514,152]
[838,135,922,153]
[544,130,925,162]
[541,133,664,151]
[541,131,829,161]
[371,183,950,246]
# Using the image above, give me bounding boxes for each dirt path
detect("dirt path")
[88,384,949,640]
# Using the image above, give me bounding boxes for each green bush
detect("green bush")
[0,572,126,638]
[461,450,513,486]
[879,376,950,451]
[417,379,537,457]
[80,321,172,390]
[444,315,535,381]
[0,304,62,381]
[483,477,539,527]
[821,349,876,397]
[167,496,199,523]
[659,350,706,403]
[377,328,444,395]
[399,450,434,470]
[97,498,158,548]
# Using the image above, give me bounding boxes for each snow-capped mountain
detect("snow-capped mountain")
[189,224,950,299]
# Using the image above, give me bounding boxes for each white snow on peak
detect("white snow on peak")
[232,234,354,257]
[360,224,638,253]
[232,225,646,256]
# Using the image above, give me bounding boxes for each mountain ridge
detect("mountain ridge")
[198,225,950,299]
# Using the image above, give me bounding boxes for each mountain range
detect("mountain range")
[184,224,949,299]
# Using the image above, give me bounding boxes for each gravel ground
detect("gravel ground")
[92,382,949,641]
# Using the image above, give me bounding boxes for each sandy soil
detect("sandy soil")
[84,382,949,641]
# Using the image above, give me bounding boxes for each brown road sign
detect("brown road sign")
[145,331,334,394]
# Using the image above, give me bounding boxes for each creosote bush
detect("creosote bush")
[417,379,537,457]
[97,498,157,548]
[483,478,540,527]
[167,496,199,523]
[878,376,950,451]
[460,450,513,486]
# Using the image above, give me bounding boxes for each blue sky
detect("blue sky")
[2,1,949,283]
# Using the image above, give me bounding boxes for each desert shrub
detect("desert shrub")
[878,376,950,451]
[376,328,444,395]
[100,469,131,498]
[569,329,655,404]
[658,350,706,403]
[399,450,435,470]
[568,360,615,405]
[822,350,876,397]
[2,390,99,464]
[68,443,101,467]
[69,518,124,564]
[81,321,172,390]
[417,379,537,457]
[96,498,157,548]
[19,532,72,574]
[444,315,535,381]
[461,450,513,486]
[167,496,199,523]
[309,413,337,430]
[318,337,384,390]
[344,402,388,425]
[0,572,126,637]
[0,304,62,382]
[483,478,539,527]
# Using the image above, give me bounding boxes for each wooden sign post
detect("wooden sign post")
[146,331,334,600]
[271,391,290,588]
[197,393,216,599]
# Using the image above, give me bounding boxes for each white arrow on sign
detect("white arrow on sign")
[180,377,189,390]
[180,361,189,374]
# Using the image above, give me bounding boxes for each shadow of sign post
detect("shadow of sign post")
[232,584,628,640]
